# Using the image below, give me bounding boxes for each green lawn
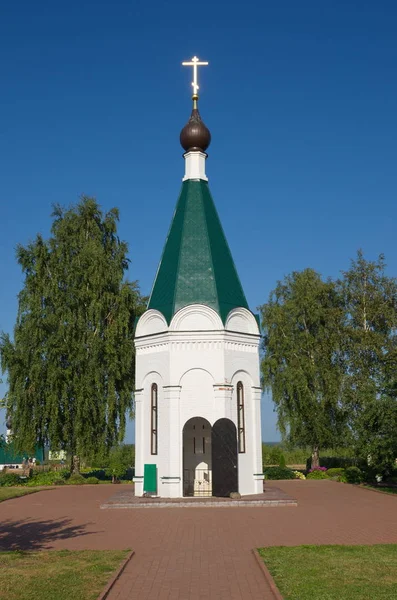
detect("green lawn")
[0,550,129,600]
[258,545,397,600]
[0,487,47,503]
[368,486,397,495]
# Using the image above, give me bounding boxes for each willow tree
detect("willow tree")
[0,197,145,471]
[260,269,346,468]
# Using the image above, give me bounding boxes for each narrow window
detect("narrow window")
[150,383,158,455]
[237,382,246,453]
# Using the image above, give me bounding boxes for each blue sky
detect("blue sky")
[0,0,396,443]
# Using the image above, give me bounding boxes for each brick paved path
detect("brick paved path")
[1,481,397,599]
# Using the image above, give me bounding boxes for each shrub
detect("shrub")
[309,466,328,472]
[345,466,364,484]
[264,467,295,480]
[293,471,306,480]
[0,472,24,487]
[278,454,286,468]
[53,479,66,486]
[85,476,99,484]
[26,471,63,487]
[306,470,329,480]
[82,469,110,481]
[67,473,86,485]
[326,468,346,478]
[306,456,361,471]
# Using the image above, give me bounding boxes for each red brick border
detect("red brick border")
[97,550,135,600]
[252,549,284,600]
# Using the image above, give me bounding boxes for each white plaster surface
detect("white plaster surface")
[134,304,263,498]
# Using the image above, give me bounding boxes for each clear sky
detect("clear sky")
[0,0,396,443]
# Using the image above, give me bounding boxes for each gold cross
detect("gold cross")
[182,56,209,97]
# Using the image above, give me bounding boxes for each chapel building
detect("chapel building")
[133,58,263,498]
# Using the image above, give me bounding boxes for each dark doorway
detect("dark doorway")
[211,418,238,497]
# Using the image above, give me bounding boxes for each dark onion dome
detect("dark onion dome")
[180,105,211,153]
[5,415,12,430]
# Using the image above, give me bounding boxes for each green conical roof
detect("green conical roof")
[148,179,249,324]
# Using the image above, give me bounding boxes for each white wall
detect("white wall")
[134,304,263,497]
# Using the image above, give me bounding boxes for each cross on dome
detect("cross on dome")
[182,56,209,98]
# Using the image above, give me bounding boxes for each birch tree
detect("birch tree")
[0,197,145,471]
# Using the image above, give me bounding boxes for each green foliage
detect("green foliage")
[262,444,285,466]
[82,469,109,481]
[89,444,134,470]
[26,471,64,487]
[262,444,355,467]
[306,469,329,480]
[260,269,347,462]
[59,469,70,480]
[356,398,397,476]
[264,467,295,480]
[338,252,397,474]
[278,454,286,468]
[306,456,359,471]
[0,198,145,462]
[67,473,86,485]
[326,468,346,478]
[88,443,134,482]
[85,476,99,484]
[0,472,24,487]
[345,466,364,484]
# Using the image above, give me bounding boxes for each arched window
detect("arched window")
[150,384,158,455]
[237,382,245,453]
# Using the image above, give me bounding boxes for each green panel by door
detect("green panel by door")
[143,464,157,494]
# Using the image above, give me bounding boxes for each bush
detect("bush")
[306,470,329,480]
[306,456,360,471]
[326,468,346,478]
[0,472,24,487]
[67,473,86,485]
[85,476,99,484]
[26,471,64,487]
[53,479,66,486]
[82,469,110,481]
[278,454,286,468]
[293,471,306,480]
[345,466,364,484]
[264,467,295,480]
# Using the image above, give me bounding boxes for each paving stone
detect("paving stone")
[1,481,397,599]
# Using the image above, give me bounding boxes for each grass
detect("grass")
[366,486,397,495]
[258,544,397,600]
[0,549,129,600]
[0,487,48,503]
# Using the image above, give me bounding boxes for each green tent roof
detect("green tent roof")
[148,179,249,324]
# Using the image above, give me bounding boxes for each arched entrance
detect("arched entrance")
[183,417,212,497]
[212,418,238,497]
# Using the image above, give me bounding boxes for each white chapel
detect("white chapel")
[133,57,263,498]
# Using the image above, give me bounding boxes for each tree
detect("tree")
[105,444,134,483]
[338,251,397,471]
[260,269,346,467]
[0,197,145,471]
